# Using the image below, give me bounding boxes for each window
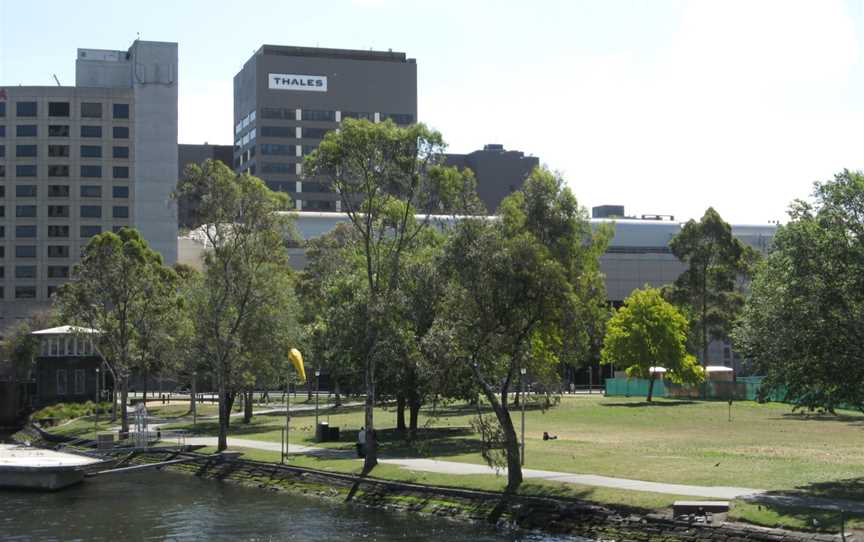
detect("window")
[113,126,129,139]
[48,205,69,218]
[261,162,294,174]
[16,125,37,137]
[80,185,102,198]
[48,225,69,238]
[48,165,69,177]
[48,185,70,198]
[48,244,70,256]
[0,267,3,277]
[302,109,336,122]
[382,113,414,125]
[0,126,4,137]
[48,266,69,279]
[15,265,36,278]
[16,165,37,177]
[80,165,102,178]
[49,102,70,117]
[113,166,129,179]
[301,127,330,139]
[74,369,86,395]
[112,206,129,218]
[80,102,102,118]
[343,111,374,121]
[112,146,129,159]
[260,144,294,156]
[49,125,70,137]
[112,186,129,198]
[261,107,297,120]
[80,225,102,237]
[113,103,129,119]
[16,185,37,198]
[15,245,37,258]
[0,145,4,157]
[260,126,296,138]
[0,102,5,117]
[16,286,37,299]
[16,102,37,117]
[301,182,331,193]
[80,145,102,158]
[16,145,37,157]
[48,145,70,157]
[81,125,102,138]
[0,207,4,218]
[15,226,37,238]
[80,205,102,218]
[16,205,37,218]
[0,165,4,178]
[56,369,68,394]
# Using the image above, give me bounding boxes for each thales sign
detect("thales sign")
[268,73,327,92]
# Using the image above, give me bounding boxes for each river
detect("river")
[0,466,580,541]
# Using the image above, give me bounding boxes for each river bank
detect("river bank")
[13,425,848,542]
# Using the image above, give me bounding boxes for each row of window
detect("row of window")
[1,102,129,120]
[258,126,332,140]
[2,145,129,159]
[42,337,96,358]
[0,185,129,198]
[0,285,71,300]
[1,165,129,179]
[235,110,257,135]
[6,265,70,278]
[0,125,130,139]
[259,144,317,156]
[4,205,128,219]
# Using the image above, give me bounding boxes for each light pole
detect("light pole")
[285,374,292,461]
[520,367,527,466]
[192,371,197,426]
[95,367,100,437]
[314,369,321,432]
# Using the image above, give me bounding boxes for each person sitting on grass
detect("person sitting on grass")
[543,431,558,441]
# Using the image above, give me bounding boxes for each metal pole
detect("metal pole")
[95,367,100,437]
[315,370,320,429]
[520,368,526,466]
[192,371,197,426]
[285,376,291,460]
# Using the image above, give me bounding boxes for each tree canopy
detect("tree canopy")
[733,170,864,413]
[601,287,702,402]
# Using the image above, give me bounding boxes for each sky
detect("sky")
[1,0,862,224]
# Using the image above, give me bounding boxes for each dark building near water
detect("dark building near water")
[233,45,418,212]
[446,144,539,214]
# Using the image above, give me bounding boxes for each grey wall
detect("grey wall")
[177,144,233,228]
[446,146,539,213]
[130,41,178,264]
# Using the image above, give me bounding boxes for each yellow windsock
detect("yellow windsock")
[288,348,306,383]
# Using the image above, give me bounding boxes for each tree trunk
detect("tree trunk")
[363,358,377,473]
[190,373,197,416]
[396,395,406,432]
[408,400,420,440]
[307,378,313,401]
[472,365,522,492]
[243,390,253,423]
[647,374,656,403]
[120,378,130,439]
[143,369,148,406]
[217,383,231,451]
[333,380,342,407]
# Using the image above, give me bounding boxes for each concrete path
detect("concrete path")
[378,458,762,500]
[185,437,355,459]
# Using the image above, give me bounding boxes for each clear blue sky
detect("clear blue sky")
[2,0,862,223]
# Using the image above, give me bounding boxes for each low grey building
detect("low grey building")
[446,144,539,213]
[233,45,417,211]
[0,40,178,327]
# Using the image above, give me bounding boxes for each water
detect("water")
[0,470,579,541]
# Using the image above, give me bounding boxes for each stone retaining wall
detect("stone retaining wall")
[126,450,843,542]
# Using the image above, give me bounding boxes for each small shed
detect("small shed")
[31,326,108,407]
[705,365,735,382]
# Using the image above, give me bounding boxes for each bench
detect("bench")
[673,501,730,517]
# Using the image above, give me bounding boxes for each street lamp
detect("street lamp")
[95,367,100,436]
[314,369,321,431]
[192,371,197,426]
[520,367,527,466]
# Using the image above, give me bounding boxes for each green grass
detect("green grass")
[52,395,864,533]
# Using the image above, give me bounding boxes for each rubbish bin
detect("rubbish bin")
[315,422,329,442]
[327,426,340,442]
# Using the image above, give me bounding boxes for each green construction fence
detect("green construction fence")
[604,376,788,402]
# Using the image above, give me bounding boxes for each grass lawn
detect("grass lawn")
[47,395,864,533]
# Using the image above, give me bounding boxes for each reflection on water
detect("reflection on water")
[0,470,581,541]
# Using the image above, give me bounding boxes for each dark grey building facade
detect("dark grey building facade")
[233,45,417,211]
[446,144,539,213]
[177,143,233,228]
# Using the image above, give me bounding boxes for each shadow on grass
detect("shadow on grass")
[757,477,864,505]
[601,400,699,408]
[772,412,864,426]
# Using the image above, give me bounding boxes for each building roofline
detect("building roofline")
[256,44,414,64]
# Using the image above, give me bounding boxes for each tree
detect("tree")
[304,118,477,472]
[666,208,755,365]
[433,168,609,491]
[601,287,703,402]
[57,228,177,436]
[176,159,299,451]
[733,170,864,413]
[2,310,56,382]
